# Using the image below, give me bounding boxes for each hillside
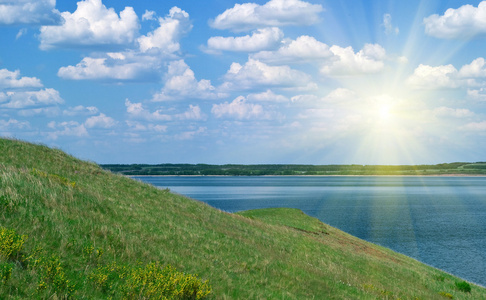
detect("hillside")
[0,137,485,299]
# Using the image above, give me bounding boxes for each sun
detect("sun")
[378,105,392,122]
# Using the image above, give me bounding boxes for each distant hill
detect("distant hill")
[101,162,486,176]
[1,137,484,299]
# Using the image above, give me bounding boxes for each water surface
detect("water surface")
[133,175,486,286]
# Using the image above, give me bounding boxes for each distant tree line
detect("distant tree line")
[100,162,486,176]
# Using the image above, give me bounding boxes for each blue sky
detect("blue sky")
[1,0,486,164]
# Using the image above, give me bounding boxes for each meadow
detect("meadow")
[1,137,485,299]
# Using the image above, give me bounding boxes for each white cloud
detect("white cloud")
[0,0,60,25]
[322,88,357,102]
[17,106,60,117]
[153,60,222,101]
[247,90,288,102]
[57,54,161,81]
[221,59,314,91]
[206,27,283,53]
[0,118,30,131]
[296,108,335,119]
[406,64,459,89]
[468,88,486,100]
[63,105,99,116]
[84,113,117,128]
[39,0,139,50]
[290,94,320,104]
[176,105,206,120]
[125,99,171,121]
[57,6,192,82]
[210,0,323,31]
[461,121,486,132]
[212,96,267,119]
[0,69,43,89]
[16,28,27,40]
[175,127,206,140]
[424,2,486,39]
[142,10,156,21]
[47,121,88,140]
[126,121,167,132]
[433,107,474,118]
[137,7,191,54]
[251,35,334,64]
[458,57,486,78]
[382,13,399,35]
[321,44,386,76]
[0,88,63,109]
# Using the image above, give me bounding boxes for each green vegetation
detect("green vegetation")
[1,137,485,299]
[101,162,486,176]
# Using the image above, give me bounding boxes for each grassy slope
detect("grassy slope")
[0,138,485,299]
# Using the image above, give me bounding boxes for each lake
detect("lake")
[133,175,486,287]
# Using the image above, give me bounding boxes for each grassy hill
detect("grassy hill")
[0,137,485,299]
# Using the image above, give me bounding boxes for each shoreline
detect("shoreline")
[127,173,486,177]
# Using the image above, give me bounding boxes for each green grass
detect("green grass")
[1,137,485,299]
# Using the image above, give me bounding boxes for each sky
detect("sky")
[1,0,486,165]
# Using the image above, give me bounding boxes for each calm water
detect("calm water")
[133,176,486,286]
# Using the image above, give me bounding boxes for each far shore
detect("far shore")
[127,173,486,177]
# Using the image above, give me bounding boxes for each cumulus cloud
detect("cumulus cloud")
[0,118,30,131]
[206,27,283,53]
[247,90,288,102]
[0,0,60,25]
[322,88,357,102]
[126,121,167,133]
[461,121,486,132]
[468,88,486,100]
[321,44,386,76]
[210,0,323,31]
[251,35,334,63]
[212,96,267,119]
[221,59,314,91]
[125,99,171,121]
[63,105,99,116]
[47,121,88,140]
[382,13,399,35]
[175,105,206,120]
[0,88,63,109]
[290,88,357,106]
[39,0,139,50]
[424,2,486,39]
[175,126,206,140]
[57,53,161,81]
[137,7,191,54]
[458,57,486,78]
[406,64,459,89]
[142,10,156,21]
[57,6,191,82]
[153,60,222,101]
[0,69,43,89]
[433,107,474,118]
[0,68,64,116]
[84,113,117,128]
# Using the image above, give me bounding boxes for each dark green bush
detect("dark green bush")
[455,281,471,293]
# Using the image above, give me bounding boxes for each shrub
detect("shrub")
[34,255,76,297]
[121,262,211,299]
[455,281,471,293]
[0,262,13,284]
[89,262,127,292]
[0,227,27,261]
